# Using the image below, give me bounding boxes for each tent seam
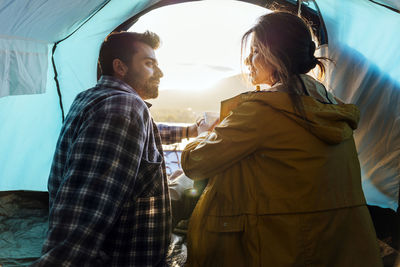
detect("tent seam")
[52,0,112,123]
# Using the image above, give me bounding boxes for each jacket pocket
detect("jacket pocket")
[206,215,244,233]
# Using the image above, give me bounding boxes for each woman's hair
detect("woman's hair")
[242,11,329,117]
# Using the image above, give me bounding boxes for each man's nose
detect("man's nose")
[156,65,163,78]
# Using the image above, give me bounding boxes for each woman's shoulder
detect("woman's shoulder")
[239,89,291,106]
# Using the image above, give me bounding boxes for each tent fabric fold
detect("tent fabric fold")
[318,0,400,210]
[0,191,48,266]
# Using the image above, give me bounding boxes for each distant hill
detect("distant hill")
[148,74,253,115]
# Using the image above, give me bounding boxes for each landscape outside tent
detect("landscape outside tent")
[129,1,265,123]
[149,74,252,122]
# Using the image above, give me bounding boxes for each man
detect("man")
[35,31,195,266]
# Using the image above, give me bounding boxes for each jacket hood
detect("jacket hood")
[244,76,360,145]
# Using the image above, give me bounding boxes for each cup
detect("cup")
[204,111,219,126]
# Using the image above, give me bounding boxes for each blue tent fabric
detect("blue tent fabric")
[318,0,400,210]
[0,0,110,98]
[0,0,109,42]
[0,0,160,191]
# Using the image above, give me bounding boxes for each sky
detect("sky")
[129,0,267,91]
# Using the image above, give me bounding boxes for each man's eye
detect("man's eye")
[146,61,153,67]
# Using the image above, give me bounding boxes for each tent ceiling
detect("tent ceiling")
[0,0,109,42]
[0,0,398,44]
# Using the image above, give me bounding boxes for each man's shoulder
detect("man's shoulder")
[90,86,148,118]
[70,85,147,120]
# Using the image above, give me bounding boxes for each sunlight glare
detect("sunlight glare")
[129,0,267,91]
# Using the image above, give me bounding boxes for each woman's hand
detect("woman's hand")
[196,112,220,135]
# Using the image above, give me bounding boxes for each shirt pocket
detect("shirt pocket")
[206,215,244,233]
[136,153,164,198]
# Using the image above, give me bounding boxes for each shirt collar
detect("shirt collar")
[97,75,137,94]
[97,75,153,108]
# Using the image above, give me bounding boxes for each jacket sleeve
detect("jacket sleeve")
[181,101,263,180]
[36,110,148,266]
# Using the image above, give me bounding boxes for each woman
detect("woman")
[181,12,382,267]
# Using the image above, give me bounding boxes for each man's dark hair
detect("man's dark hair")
[97,31,160,78]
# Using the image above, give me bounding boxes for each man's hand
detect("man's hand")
[196,112,219,135]
[184,112,220,138]
[187,124,198,138]
[168,169,183,181]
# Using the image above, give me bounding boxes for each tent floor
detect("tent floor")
[0,191,398,266]
[0,191,189,266]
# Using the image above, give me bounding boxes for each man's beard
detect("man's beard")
[124,70,159,100]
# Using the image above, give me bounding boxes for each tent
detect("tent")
[0,0,399,265]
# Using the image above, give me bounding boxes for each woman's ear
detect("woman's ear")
[112,58,128,77]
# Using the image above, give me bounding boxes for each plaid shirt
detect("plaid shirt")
[158,124,186,145]
[36,76,174,266]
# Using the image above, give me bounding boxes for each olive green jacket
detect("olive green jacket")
[181,76,382,267]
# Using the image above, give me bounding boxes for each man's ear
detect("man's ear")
[112,58,128,77]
